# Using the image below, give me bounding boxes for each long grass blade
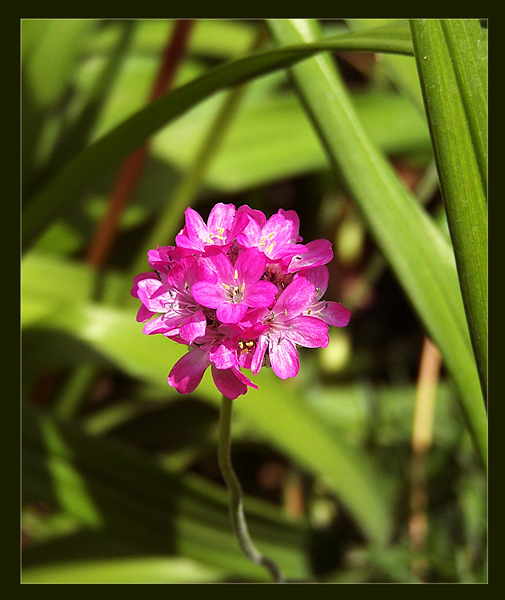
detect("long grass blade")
[409,19,488,398]
[267,19,487,470]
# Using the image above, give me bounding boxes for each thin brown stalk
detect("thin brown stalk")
[85,20,195,269]
[409,336,442,577]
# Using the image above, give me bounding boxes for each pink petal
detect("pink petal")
[136,278,174,313]
[274,277,316,318]
[233,367,258,390]
[251,334,268,375]
[216,302,248,324]
[278,208,302,241]
[298,265,329,297]
[131,272,156,297]
[288,239,333,272]
[286,315,329,348]
[228,205,259,240]
[237,205,266,229]
[321,301,351,327]
[236,216,262,249]
[192,281,225,309]
[245,280,278,308]
[167,349,210,395]
[174,232,204,252]
[269,339,300,379]
[167,256,199,290]
[179,309,207,344]
[143,312,181,335]
[210,340,239,370]
[211,365,256,400]
[238,307,268,329]
[200,248,234,281]
[184,206,209,242]
[235,247,267,283]
[136,304,156,323]
[260,214,294,259]
[207,202,236,234]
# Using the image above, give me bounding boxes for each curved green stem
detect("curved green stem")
[218,394,285,583]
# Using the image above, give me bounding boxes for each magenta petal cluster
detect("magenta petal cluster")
[132,203,351,399]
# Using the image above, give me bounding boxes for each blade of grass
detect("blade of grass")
[409,19,488,398]
[22,25,414,250]
[267,19,487,470]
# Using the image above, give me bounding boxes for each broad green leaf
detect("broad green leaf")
[22,556,226,584]
[410,19,488,397]
[152,89,431,192]
[22,253,394,545]
[23,403,308,581]
[267,19,486,469]
[22,25,414,250]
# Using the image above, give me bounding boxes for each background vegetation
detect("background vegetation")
[21,19,487,583]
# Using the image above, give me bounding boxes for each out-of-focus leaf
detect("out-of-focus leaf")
[22,556,225,584]
[22,20,97,191]
[22,19,96,109]
[152,89,431,192]
[305,381,463,449]
[87,19,258,60]
[42,22,137,185]
[410,19,488,397]
[267,19,487,470]
[22,402,308,581]
[22,25,414,250]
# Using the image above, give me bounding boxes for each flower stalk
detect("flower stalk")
[218,394,285,583]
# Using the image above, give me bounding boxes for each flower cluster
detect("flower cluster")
[132,203,351,399]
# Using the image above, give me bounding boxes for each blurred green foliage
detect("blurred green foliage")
[21,19,487,583]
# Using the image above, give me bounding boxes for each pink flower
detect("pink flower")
[136,256,207,344]
[133,203,350,399]
[175,203,247,252]
[167,346,258,400]
[237,210,307,263]
[192,248,277,324]
[250,277,330,379]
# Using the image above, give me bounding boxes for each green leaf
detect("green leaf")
[22,556,226,584]
[22,25,414,250]
[267,19,487,470]
[410,19,488,397]
[22,19,96,109]
[151,88,431,193]
[22,20,97,192]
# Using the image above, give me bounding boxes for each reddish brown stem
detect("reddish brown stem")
[85,20,195,269]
